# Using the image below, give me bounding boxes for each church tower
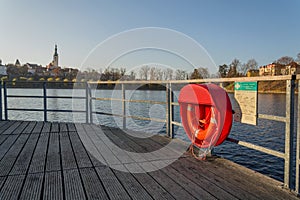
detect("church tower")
[53,44,59,68]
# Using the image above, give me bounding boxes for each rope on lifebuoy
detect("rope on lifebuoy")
[188,106,218,160]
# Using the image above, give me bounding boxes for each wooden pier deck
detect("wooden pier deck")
[0,120,297,200]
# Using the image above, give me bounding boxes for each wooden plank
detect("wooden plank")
[0,134,9,145]
[0,121,9,129]
[11,121,30,134]
[68,129,93,168]
[199,157,299,200]
[80,167,110,200]
[0,175,26,199]
[60,132,77,170]
[51,122,59,132]
[10,133,39,175]
[22,122,36,134]
[63,169,86,200]
[0,121,15,134]
[181,157,265,200]
[148,168,197,200]
[169,157,243,200]
[102,127,148,163]
[90,125,135,164]
[150,160,217,200]
[31,121,44,134]
[67,123,77,132]
[41,122,51,133]
[59,123,68,132]
[0,135,19,160]
[107,127,234,199]
[74,124,106,167]
[19,173,43,200]
[0,176,6,189]
[22,121,37,134]
[43,171,63,200]
[108,127,159,161]
[28,133,49,173]
[94,166,130,200]
[46,132,61,172]
[2,121,21,135]
[112,168,153,200]
[0,134,30,176]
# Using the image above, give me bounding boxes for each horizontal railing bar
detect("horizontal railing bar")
[7,95,85,100]
[93,111,114,116]
[93,111,166,123]
[47,109,86,113]
[125,99,166,104]
[127,115,166,123]
[7,108,44,112]
[93,97,166,104]
[46,96,85,99]
[258,114,286,122]
[226,137,285,159]
[7,108,85,113]
[7,95,44,98]
[3,75,298,86]
[93,97,122,101]
[171,121,183,127]
[87,75,296,85]
[171,102,180,106]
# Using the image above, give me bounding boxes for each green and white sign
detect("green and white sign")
[234,81,258,125]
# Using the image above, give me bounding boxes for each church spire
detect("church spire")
[54,44,58,56]
[52,44,59,68]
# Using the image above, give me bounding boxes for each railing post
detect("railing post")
[166,83,174,138]
[0,81,2,121]
[122,84,126,130]
[166,83,170,137]
[296,78,300,194]
[284,75,295,189]
[85,82,90,124]
[43,82,47,122]
[3,81,8,121]
[89,84,93,124]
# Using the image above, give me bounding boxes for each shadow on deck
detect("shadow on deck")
[0,121,297,200]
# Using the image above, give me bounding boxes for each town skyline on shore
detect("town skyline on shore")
[1,0,300,71]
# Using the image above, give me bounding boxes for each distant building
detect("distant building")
[285,62,300,75]
[259,63,285,76]
[0,61,7,76]
[15,59,21,67]
[25,63,45,76]
[247,69,259,77]
[47,44,59,71]
[259,62,300,76]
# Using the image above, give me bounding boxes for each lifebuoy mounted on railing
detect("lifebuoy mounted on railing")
[178,83,233,149]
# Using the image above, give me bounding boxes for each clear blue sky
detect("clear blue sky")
[1,0,299,71]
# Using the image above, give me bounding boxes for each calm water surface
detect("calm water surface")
[4,88,298,183]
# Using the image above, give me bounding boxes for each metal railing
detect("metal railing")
[0,75,299,193]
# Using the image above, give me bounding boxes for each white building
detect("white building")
[0,60,7,76]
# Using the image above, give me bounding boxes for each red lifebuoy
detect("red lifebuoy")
[179,84,232,148]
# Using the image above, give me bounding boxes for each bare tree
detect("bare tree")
[240,59,258,75]
[163,68,174,80]
[139,65,150,80]
[197,67,210,79]
[190,69,202,79]
[175,69,187,80]
[156,68,163,80]
[228,58,240,77]
[218,64,228,78]
[149,67,157,80]
[296,52,300,63]
[276,56,294,65]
